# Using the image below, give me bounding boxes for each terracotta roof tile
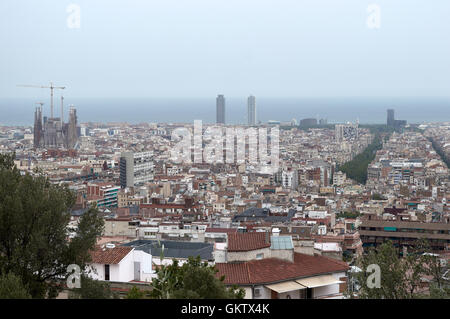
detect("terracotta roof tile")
[227,232,271,252]
[215,253,349,285]
[89,246,133,264]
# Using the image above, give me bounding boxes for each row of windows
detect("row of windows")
[362,227,450,235]
[363,236,449,244]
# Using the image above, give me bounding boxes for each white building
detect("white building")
[281,170,298,190]
[88,244,155,283]
[333,171,346,186]
[119,151,154,188]
[335,123,359,142]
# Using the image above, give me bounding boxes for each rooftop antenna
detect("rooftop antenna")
[17,82,66,118]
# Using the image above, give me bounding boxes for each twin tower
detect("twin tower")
[216,95,257,126]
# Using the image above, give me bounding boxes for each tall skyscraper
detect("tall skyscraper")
[387,109,395,126]
[216,94,225,124]
[247,95,256,125]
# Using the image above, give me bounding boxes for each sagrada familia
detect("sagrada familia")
[33,103,79,149]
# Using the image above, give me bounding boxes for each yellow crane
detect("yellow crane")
[17,82,66,119]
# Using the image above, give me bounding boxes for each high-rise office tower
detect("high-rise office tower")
[387,109,395,126]
[247,95,256,125]
[216,94,225,124]
[120,151,154,188]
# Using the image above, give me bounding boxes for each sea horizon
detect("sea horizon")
[1,96,449,126]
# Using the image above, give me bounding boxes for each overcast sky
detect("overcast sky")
[1,0,449,99]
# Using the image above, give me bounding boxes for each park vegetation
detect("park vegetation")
[338,134,383,184]
[150,256,245,299]
[0,153,104,298]
[348,240,449,299]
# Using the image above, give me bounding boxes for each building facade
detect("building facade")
[247,95,256,126]
[33,104,79,149]
[216,94,225,124]
[120,151,154,188]
[359,214,450,252]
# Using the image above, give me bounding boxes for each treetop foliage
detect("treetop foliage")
[150,256,245,299]
[0,153,105,298]
[349,240,449,299]
[0,272,31,299]
[338,134,384,184]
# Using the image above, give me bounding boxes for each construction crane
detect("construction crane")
[17,82,66,119]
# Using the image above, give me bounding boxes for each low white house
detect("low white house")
[88,244,155,282]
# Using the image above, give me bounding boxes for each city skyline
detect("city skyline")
[2,95,448,127]
[0,1,449,303]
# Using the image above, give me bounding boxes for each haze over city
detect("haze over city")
[0,0,449,306]
[1,0,450,100]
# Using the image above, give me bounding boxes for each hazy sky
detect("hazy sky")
[1,0,449,99]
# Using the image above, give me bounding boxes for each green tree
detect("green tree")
[426,284,450,299]
[150,256,245,299]
[0,272,31,299]
[336,211,361,219]
[351,240,449,299]
[0,153,105,298]
[371,193,386,200]
[68,275,118,299]
[338,133,386,184]
[126,286,146,299]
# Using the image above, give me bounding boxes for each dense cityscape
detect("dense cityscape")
[0,92,448,299]
[0,1,449,309]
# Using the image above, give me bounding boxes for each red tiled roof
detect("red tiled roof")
[89,246,133,264]
[215,253,349,285]
[227,232,271,252]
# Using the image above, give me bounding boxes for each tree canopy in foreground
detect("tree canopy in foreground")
[0,153,104,298]
[349,240,449,299]
[150,256,245,299]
